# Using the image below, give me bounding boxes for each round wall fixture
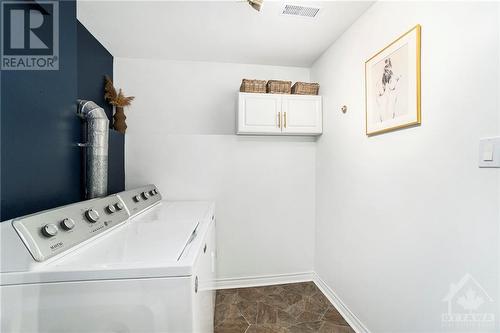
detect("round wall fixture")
[248,0,263,11]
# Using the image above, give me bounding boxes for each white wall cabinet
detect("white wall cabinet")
[237,93,322,136]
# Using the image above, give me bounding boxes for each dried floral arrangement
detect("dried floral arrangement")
[104,75,134,107]
[104,75,134,134]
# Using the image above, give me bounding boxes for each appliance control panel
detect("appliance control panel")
[116,184,162,217]
[12,195,130,262]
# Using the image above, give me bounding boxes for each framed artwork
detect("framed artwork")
[365,25,421,136]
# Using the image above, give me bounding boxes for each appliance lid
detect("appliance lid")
[1,201,214,285]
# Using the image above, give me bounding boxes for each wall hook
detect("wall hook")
[341,105,347,114]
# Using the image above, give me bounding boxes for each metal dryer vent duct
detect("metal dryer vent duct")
[77,100,109,199]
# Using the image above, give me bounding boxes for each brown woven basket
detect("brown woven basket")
[267,80,291,94]
[240,79,267,93]
[291,82,320,95]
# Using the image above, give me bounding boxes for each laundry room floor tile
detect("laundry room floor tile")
[214,282,355,333]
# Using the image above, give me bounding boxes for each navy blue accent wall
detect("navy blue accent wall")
[76,20,124,195]
[1,1,125,221]
[1,0,80,221]
[108,130,125,195]
[76,21,113,123]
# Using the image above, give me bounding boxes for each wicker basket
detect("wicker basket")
[240,79,267,93]
[291,82,320,95]
[267,80,291,94]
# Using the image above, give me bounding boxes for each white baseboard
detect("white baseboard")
[215,271,314,290]
[313,272,371,333]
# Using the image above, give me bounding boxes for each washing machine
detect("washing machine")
[0,185,216,333]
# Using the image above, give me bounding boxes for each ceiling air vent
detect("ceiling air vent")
[282,4,320,18]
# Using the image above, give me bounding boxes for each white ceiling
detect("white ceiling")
[77,1,373,67]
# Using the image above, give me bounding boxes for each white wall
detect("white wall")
[497,2,500,324]
[311,2,499,332]
[114,3,500,330]
[114,58,316,280]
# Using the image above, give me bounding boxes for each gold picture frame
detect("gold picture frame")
[365,25,421,136]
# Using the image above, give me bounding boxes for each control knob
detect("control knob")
[133,195,141,202]
[60,218,75,230]
[41,224,58,237]
[141,191,150,200]
[85,209,100,223]
[106,204,117,214]
[115,202,124,211]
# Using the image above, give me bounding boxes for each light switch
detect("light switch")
[482,142,494,161]
[479,137,500,168]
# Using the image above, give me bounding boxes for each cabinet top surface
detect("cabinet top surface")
[239,92,321,99]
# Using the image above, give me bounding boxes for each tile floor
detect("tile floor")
[214,282,355,333]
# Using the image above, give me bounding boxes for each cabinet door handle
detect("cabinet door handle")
[278,112,281,128]
[284,112,287,128]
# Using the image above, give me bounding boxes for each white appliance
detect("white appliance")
[0,185,216,333]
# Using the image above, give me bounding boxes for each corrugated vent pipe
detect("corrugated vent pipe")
[77,100,109,199]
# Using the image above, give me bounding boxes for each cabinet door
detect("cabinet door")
[281,95,322,135]
[237,93,282,134]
